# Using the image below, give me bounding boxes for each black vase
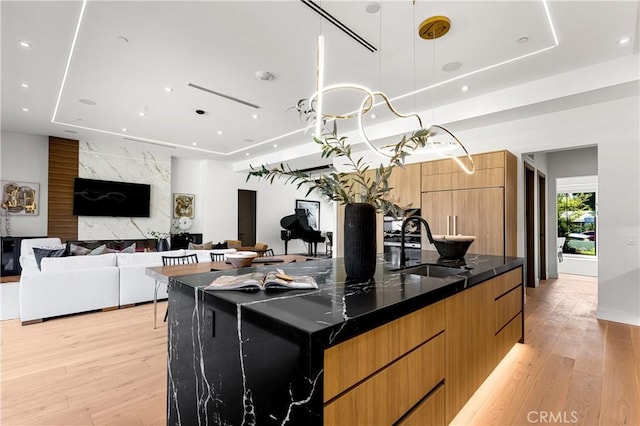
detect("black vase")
[344,203,377,281]
[157,238,170,252]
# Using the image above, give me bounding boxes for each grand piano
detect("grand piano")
[280,208,325,256]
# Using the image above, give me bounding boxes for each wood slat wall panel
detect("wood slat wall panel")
[48,137,78,242]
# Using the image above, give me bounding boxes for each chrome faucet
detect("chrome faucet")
[400,216,435,268]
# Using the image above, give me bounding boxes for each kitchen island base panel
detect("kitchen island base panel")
[167,253,523,424]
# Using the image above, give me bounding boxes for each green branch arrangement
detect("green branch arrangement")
[247,125,433,218]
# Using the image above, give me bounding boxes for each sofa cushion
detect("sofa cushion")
[40,253,117,273]
[33,247,67,269]
[115,249,186,267]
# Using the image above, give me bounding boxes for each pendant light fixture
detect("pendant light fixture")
[309,1,475,174]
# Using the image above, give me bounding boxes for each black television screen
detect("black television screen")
[73,178,151,217]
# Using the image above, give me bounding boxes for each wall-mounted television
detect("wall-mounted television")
[73,177,151,217]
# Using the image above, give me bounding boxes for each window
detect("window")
[557,191,596,256]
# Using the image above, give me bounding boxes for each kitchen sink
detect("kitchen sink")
[395,263,471,278]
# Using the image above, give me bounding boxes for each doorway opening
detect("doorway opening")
[556,176,598,277]
[524,162,536,287]
[237,190,256,247]
[538,171,547,280]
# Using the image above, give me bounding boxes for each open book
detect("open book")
[205,269,318,291]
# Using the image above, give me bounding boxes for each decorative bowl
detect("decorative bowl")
[225,251,258,268]
[431,235,475,260]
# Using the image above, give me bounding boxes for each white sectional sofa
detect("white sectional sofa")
[19,238,228,324]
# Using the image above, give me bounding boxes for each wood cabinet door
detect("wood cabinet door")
[453,187,504,256]
[445,278,494,423]
[389,163,421,209]
[422,191,453,238]
[400,163,421,209]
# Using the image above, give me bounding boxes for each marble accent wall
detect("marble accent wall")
[78,140,171,240]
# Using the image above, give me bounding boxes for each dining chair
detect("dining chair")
[155,254,199,328]
[210,252,225,261]
[264,248,275,257]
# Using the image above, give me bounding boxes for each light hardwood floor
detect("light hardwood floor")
[452,274,640,426]
[1,275,638,425]
[1,302,168,425]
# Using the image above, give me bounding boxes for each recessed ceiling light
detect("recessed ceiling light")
[19,40,31,48]
[245,152,250,156]
[164,87,173,92]
[365,2,380,13]
[442,61,462,72]
[255,70,275,81]
[78,98,96,105]
[192,142,198,146]
[618,37,630,45]
[517,36,529,44]
[371,114,377,119]
[461,85,469,92]
[195,109,205,115]
[139,112,145,117]
[217,130,222,135]
[122,128,127,132]
[20,82,29,88]
[273,144,278,148]
[252,114,259,119]
[22,107,29,112]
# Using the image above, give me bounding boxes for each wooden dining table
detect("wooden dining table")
[145,254,309,327]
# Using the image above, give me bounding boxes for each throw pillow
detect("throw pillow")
[188,241,213,250]
[212,241,228,249]
[69,243,91,256]
[89,244,107,255]
[33,247,67,270]
[106,243,136,254]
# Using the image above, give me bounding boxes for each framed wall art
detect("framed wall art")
[0,180,40,216]
[173,193,195,218]
[296,199,320,230]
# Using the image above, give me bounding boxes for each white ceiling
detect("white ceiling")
[2,1,639,167]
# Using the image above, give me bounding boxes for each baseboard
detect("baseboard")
[102,306,119,312]
[21,318,43,326]
[119,303,136,309]
[596,307,640,326]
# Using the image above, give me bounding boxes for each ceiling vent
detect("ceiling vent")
[123,137,176,149]
[188,83,260,109]
[300,0,378,53]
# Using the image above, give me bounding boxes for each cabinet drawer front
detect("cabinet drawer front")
[324,301,444,402]
[452,167,504,189]
[495,312,522,362]
[492,267,523,299]
[422,159,453,176]
[469,151,505,170]
[324,334,445,426]
[422,174,453,191]
[396,384,445,426]
[494,286,523,334]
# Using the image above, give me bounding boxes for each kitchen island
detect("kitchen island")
[167,251,524,425]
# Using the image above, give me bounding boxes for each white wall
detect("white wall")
[597,133,640,326]
[0,131,49,237]
[171,157,204,234]
[192,158,334,254]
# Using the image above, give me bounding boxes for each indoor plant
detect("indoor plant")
[247,105,434,280]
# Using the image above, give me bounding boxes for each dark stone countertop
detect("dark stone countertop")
[169,251,523,347]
